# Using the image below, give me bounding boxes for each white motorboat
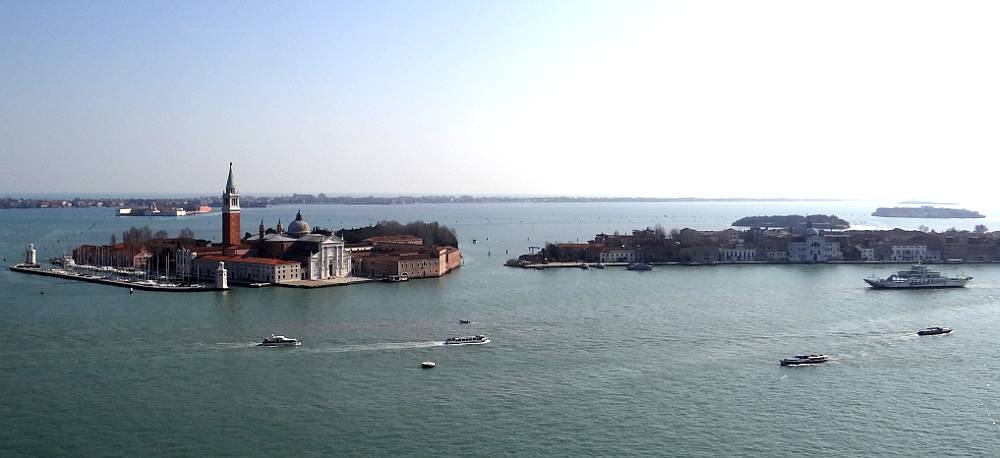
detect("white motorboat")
[444,335,490,345]
[780,354,829,366]
[421,361,436,368]
[256,334,302,347]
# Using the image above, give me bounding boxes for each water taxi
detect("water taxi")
[626,262,652,271]
[444,335,490,345]
[256,334,302,347]
[917,326,952,336]
[780,354,829,366]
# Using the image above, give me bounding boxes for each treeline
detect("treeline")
[119,226,195,250]
[336,220,458,247]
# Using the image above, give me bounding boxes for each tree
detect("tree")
[179,227,195,239]
[110,233,118,245]
[669,228,681,239]
[154,230,169,240]
[918,225,929,233]
[975,224,988,234]
[653,224,666,238]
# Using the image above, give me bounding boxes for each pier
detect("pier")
[9,265,221,292]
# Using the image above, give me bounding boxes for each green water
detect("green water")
[2,204,1000,456]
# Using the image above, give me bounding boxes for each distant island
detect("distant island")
[872,206,985,219]
[0,195,845,209]
[899,200,957,205]
[731,214,849,230]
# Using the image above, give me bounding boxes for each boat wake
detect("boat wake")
[300,341,446,354]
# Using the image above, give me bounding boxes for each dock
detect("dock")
[9,265,221,292]
[278,276,380,288]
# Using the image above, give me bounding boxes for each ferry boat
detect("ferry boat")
[626,262,652,271]
[864,264,971,289]
[256,334,302,347]
[780,354,829,366]
[917,326,952,336]
[444,335,490,345]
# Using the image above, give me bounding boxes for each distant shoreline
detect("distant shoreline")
[1,196,851,209]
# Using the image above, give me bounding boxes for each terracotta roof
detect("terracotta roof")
[365,235,423,243]
[199,254,298,266]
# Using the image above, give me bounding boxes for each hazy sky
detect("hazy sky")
[2,1,998,201]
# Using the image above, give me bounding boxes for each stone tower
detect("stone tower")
[215,261,229,290]
[25,243,37,265]
[222,163,241,255]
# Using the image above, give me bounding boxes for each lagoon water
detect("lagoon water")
[3,201,1000,456]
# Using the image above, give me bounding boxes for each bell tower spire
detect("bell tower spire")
[222,163,241,254]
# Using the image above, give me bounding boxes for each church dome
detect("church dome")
[287,210,311,237]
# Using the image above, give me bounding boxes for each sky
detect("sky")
[2,0,999,201]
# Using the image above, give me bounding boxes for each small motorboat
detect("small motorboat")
[780,354,829,366]
[459,319,472,324]
[256,334,302,347]
[593,263,606,269]
[421,361,436,368]
[626,262,652,271]
[579,263,589,270]
[917,326,952,336]
[444,335,490,345]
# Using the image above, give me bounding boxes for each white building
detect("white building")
[766,250,788,262]
[891,245,928,262]
[858,247,876,261]
[788,231,842,263]
[600,248,641,263]
[719,247,756,262]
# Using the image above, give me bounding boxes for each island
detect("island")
[872,206,984,219]
[731,214,849,230]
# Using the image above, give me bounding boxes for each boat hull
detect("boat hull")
[443,339,490,346]
[864,279,970,289]
[780,359,828,366]
[256,342,301,347]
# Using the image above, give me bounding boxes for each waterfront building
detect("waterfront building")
[719,246,756,262]
[351,244,461,279]
[890,245,928,262]
[245,211,351,280]
[600,248,641,263]
[858,247,876,261]
[192,255,301,284]
[766,250,788,262]
[176,164,351,284]
[787,228,842,263]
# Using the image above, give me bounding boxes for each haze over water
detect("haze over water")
[3,201,1000,456]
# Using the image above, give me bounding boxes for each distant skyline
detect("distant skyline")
[3,1,999,202]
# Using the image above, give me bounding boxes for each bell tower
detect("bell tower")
[222,162,241,255]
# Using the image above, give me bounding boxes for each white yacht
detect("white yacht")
[444,335,490,345]
[256,334,302,347]
[864,264,971,289]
